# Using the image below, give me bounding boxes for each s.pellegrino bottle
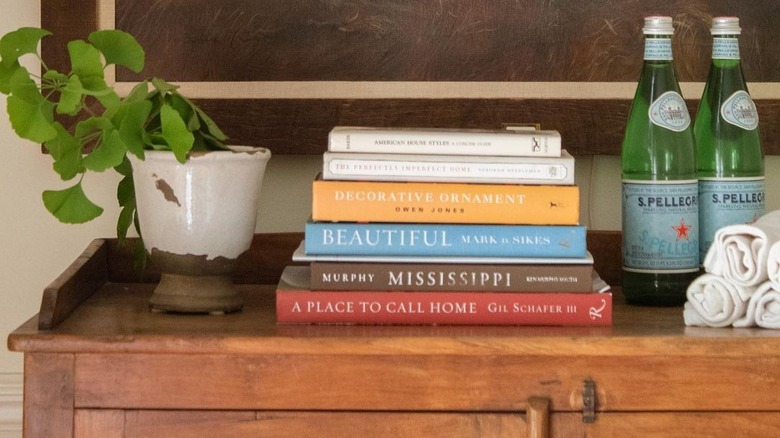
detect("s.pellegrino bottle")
[621,16,698,306]
[695,16,764,261]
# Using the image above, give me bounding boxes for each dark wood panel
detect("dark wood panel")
[41,0,96,72]
[193,98,629,155]
[111,0,780,82]
[40,1,780,157]
[194,98,780,156]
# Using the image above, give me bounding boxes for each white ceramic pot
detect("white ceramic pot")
[130,146,271,313]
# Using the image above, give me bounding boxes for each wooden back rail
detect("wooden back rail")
[43,0,780,156]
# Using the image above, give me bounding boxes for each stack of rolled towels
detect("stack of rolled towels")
[684,210,780,328]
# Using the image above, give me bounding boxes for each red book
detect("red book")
[276,266,612,326]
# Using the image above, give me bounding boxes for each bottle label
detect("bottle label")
[622,180,699,273]
[721,90,759,130]
[648,91,691,132]
[712,37,739,59]
[644,38,673,61]
[699,178,766,259]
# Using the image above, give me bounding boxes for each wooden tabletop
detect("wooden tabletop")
[10,282,780,358]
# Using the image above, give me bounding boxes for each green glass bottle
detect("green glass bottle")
[621,16,699,306]
[695,16,765,261]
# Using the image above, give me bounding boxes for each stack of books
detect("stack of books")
[276,126,612,326]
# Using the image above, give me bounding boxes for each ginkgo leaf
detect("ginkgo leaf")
[160,103,194,163]
[83,129,127,172]
[0,27,50,67]
[117,100,153,157]
[67,40,107,93]
[88,29,145,73]
[56,75,84,115]
[116,173,136,241]
[7,94,56,143]
[0,60,22,94]
[42,182,104,224]
[45,123,84,180]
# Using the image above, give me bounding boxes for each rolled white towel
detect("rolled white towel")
[767,242,780,291]
[702,210,780,287]
[683,273,756,328]
[742,282,780,329]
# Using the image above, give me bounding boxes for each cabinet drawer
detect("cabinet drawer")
[71,408,780,438]
[552,412,780,437]
[75,410,531,438]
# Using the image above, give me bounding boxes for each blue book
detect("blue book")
[304,221,587,258]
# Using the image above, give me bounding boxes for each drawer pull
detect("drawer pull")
[582,379,596,423]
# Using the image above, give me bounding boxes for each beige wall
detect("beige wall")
[3,1,780,380]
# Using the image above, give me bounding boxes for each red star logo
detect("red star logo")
[672,218,691,241]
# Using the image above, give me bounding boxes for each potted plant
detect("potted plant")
[0,27,271,313]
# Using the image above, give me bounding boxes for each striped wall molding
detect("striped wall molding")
[42,0,780,157]
[0,374,22,438]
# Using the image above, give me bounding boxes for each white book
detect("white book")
[292,241,594,265]
[328,126,562,157]
[322,150,574,184]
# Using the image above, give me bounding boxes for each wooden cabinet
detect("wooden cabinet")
[9,235,780,437]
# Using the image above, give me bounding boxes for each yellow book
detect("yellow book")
[311,178,579,225]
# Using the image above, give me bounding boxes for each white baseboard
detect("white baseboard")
[0,373,22,438]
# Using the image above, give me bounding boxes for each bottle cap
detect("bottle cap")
[711,17,741,35]
[643,16,674,35]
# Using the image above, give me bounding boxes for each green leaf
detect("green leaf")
[0,60,23,94]
[67,40,107,92]
[117,171,135,206]
[116,172,137,242]
[95,89,121,116]
[42,182,103,224]
[125,80,150,103]
[56,75,84,115]
[160,103,194,162]
[116,173,136,241]
[88,29,144,73]
[8,66,43,103]
[5,68,57,142]
[151,77,179,94]
[117,100,152,157]
[132,238,149,275]
[64,75,115,97]
[114,155,133,176]
[42,69,67,81]
[0,27,50,67]
[6,93,56,143]
[117,204,136,242]
[168,92,198,131]
[74,116,112,140]
[190,99,228,142]
[45,123,84,180]
[83,128,127,171]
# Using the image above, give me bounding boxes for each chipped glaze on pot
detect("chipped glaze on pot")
[129,146,270,314]
[130,146,271,262]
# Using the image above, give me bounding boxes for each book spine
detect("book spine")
[321,152,574,184]
[328,127,562,157]
[276,291,612,326]
[311,180,580,225]
[309,262,594,292]
[304,222,587,258]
